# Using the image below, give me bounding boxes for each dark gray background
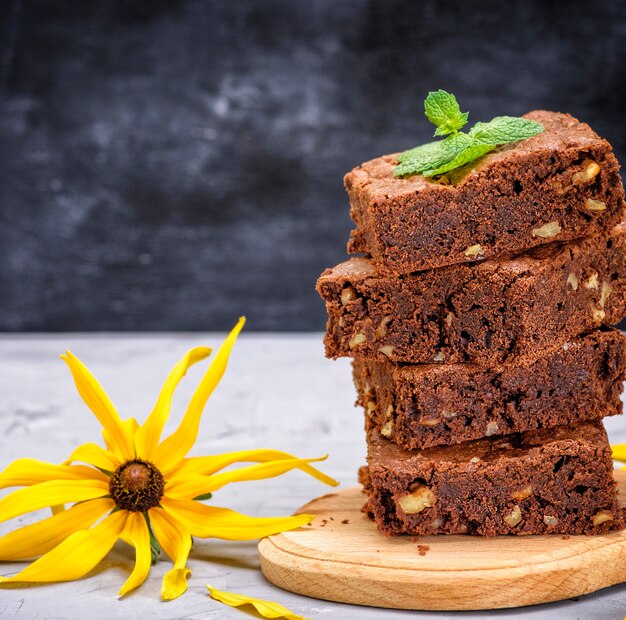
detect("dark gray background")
[1,0,625,331]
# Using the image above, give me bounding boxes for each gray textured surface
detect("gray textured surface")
[0,333,626,619]
[1,0,626,331]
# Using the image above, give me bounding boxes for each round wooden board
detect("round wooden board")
[259,470,626,611]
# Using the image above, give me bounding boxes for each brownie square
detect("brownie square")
[346,111,625,275]
[354,328,626,450]
[361,423,624,536]
[317,223,626,366]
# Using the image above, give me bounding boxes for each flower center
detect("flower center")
[109,459,164,512]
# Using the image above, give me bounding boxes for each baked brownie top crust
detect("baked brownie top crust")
[346,111,612,198]
[367,422,608,468]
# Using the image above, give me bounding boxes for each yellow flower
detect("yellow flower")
[0,317,337,601]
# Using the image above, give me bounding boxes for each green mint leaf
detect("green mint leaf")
[395,142,449,177]
[395,91,545,178]
[468,116,544,145]
[396,140,442,164]
[421,143,495,177]
[394,133,471,178]
[439,132,473,156]
[424,90,469,137]
[394,157,436,178]
[395,157,437,178]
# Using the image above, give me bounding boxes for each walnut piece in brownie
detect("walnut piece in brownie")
[354,328,626,450]
[361,423,624,536]
[346,111,625,275]
[317,223,626,366]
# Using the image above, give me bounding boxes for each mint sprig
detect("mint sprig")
[425,89,469,136]
[394,90,544,178]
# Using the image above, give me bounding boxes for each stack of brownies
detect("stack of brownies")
[317,111,626,536]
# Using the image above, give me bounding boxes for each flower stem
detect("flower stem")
[144,514,161,565]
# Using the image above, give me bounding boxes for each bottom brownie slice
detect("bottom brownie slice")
[361,422,624,536]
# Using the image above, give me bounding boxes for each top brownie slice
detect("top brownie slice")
[346,111,625,275]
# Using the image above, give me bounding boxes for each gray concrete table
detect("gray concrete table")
[0,333,625,620]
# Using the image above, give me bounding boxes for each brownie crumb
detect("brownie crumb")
[417,545,430,556]
[341,519,349,524]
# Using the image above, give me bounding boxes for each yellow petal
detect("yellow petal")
[149,507,192,601]
[612,444,626,462]
[117,512,151,597]
[207,585,308,620]
[165,456,336,499]
[155,317,246,472]
[171,449,338,486]
[0,458,109,490]
[0,510,127,583]
[161,497,313,540]
[122,417,139,437]
[102,418,139,463]
[135,347,212,461]
[61,351,134,461]
[0,498,114,560]
[0,479,109,523]
[64,443,120,472]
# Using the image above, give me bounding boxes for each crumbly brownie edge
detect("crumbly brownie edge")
[353,329,626,450]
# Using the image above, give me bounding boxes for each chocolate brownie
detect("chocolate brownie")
[354,328,626,450]
[346,111,625,275]
[361,423,624,536]
[317,223,626,366]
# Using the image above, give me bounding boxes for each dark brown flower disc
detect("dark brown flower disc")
[109,459,164,512]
